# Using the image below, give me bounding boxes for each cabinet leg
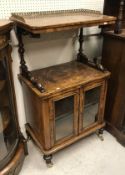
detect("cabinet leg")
[97,128,104,141]
[43,154,53,167]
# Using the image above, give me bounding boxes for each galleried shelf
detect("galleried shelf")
[11,9,115,166]
[11,9,116,33]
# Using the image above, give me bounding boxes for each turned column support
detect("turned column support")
[17,28,29,77]
[77,28,105,72]
[77,28,89,64]
[17,28,45,93]
[114,0,125,34]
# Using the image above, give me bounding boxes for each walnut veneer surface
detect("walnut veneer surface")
[31,61,110,96]
[20,61,110,99]
[10,9,116,33]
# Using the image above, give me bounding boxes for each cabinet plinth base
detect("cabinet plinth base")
[25,123,105,156]
[0,142,26,175]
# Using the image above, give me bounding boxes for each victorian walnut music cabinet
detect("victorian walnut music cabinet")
[0,20,28,175]
[102,0,125,146]
[10,9,116,166]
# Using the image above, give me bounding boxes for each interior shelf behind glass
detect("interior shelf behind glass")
[55,96,74,142]
[83,87,101,128]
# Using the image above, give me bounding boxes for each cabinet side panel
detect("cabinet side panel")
[41,99,51,150]
[102,35,125,128]
[21,82,44,146]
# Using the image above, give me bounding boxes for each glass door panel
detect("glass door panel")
[54,96,74,142]
[83,86,101,128]
[0,58,18,163]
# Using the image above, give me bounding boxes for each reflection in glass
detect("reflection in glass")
[83,87,101,128]
[55,96,74,141]
[0,59,17,162]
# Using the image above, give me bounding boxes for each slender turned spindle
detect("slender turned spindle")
[18,30,29,77]
[114,0,125,34]
[17,28,45,93]
[77,28,105,71]
[77,28,88,64]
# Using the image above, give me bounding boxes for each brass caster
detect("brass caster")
[43,154,53,168]
[46,162,53,168]
[98,134,104,141]
[96,128,104,141]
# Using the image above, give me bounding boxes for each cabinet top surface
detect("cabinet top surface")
[10,9,116,34]
[0,20,12,32]
[104,29,125,40]
[28,61,110,97]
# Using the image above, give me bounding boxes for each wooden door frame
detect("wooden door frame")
[79,80,107,134]
[49,89,79,147]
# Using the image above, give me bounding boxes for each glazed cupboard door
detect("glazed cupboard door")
[0,52,18,168]
[50,91,79,146]
[79,82,107,133]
